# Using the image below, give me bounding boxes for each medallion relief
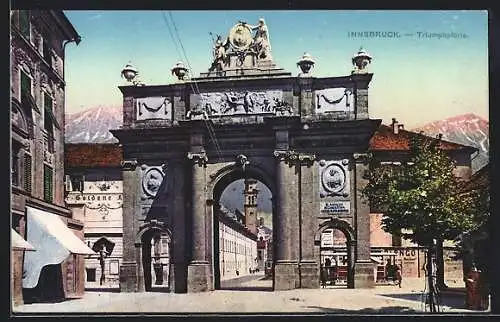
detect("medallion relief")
[141,165,166,199]
[319,159,350,198]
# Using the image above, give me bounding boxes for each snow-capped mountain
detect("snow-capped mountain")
[65,106,122,143]
[412,113,489,172]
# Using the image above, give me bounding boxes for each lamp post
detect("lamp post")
[171,61,189,81]
[351,47,372,74]
[297,52,315,76]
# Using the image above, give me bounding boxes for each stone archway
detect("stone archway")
[113,22,380,293]
[314,218,356,288]
[135,219,172,292]
[208,162,277,290]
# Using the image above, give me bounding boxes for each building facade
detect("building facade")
[367,119,477,285]
[10,10,91,306]
[217,205,258,280]
[65,144,124,290]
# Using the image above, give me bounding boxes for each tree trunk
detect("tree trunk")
[427,248,437,313]
[436,239,448,290]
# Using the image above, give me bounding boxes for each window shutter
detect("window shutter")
[21,71,31,97]
[43,165,53,202]
[19,10,30,41]
[24,154,32,193]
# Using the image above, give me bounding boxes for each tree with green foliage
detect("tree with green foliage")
[362,134,484,312]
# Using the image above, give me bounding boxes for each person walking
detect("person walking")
[395,264,402,288]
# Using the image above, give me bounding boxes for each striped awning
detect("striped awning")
[11,228,36,251]
[22,206,95,288]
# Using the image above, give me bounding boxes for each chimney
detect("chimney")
[391,118,399,134]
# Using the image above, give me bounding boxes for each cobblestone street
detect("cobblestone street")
[13,276,490,315]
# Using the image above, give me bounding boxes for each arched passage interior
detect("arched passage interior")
[211,166,276,291]
[314,218,356,289]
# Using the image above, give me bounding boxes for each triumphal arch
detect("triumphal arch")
[112,19,381,293]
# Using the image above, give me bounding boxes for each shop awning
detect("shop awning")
[11,228,36,251]
[370,256,384,264]
[23,206,95,288]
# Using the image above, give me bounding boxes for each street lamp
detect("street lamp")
[297,52,315,76]
[351,47,372,74]
[171,61,189,81]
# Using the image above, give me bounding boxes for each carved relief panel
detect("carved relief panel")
[135,97,172,121]
[189,90,292,118]
[315,88,353,116]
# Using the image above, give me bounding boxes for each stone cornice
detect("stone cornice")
[121,159,138,171]
[353,152,372,164]
[273,150,316,166]
[187,151,208,166]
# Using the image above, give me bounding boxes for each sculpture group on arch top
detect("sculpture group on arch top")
[121,18,373,122]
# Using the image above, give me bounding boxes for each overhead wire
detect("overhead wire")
[161,11,225,163]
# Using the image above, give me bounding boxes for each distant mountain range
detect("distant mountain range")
[412,113,489,172]
[65,106,489,173]
[64,106,122,144]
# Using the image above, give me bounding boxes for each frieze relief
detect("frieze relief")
[191,90,292,117]
[318,159,350,198]
[136,97,172,121]
[13,48,36,75]
[315,88,353,115]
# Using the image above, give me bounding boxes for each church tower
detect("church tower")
[243,178,259,235]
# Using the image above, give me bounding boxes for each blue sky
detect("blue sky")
[64,10,488,128]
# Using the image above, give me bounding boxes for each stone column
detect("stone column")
[186,151,210,292]
[168,160,187,293]
[119,159,141,292]
[353,153,375,288]
[298,153,319,288]
[273,150,300,290]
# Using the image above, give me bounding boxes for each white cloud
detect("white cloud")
[88,14,102,20]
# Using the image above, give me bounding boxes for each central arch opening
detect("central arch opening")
[212,169,275,292]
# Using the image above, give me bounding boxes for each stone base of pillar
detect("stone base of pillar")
[274,261,298,291]
[170,262,188,293]
[187,261,210,293]
[299,261,319,289]
[119,261,139,292]
[354,261,375,289]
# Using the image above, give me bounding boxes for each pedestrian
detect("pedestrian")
[385,259,392,283]
[320,264,327,288]
[395,264,402,288]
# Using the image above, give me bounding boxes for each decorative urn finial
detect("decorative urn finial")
[171,61,189,81]
[297,52,315,75]
[121,62,139,84]
[351,47,372,73]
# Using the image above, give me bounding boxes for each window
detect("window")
[43,164,53,202]
[18,10,30,41]
[24,154,32,193]
[12,152,19,186]
[20,70,32,98]
[42,36,52,65]
[43,93,55,152]
[70,175,84,192]
[86,268,96,282]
